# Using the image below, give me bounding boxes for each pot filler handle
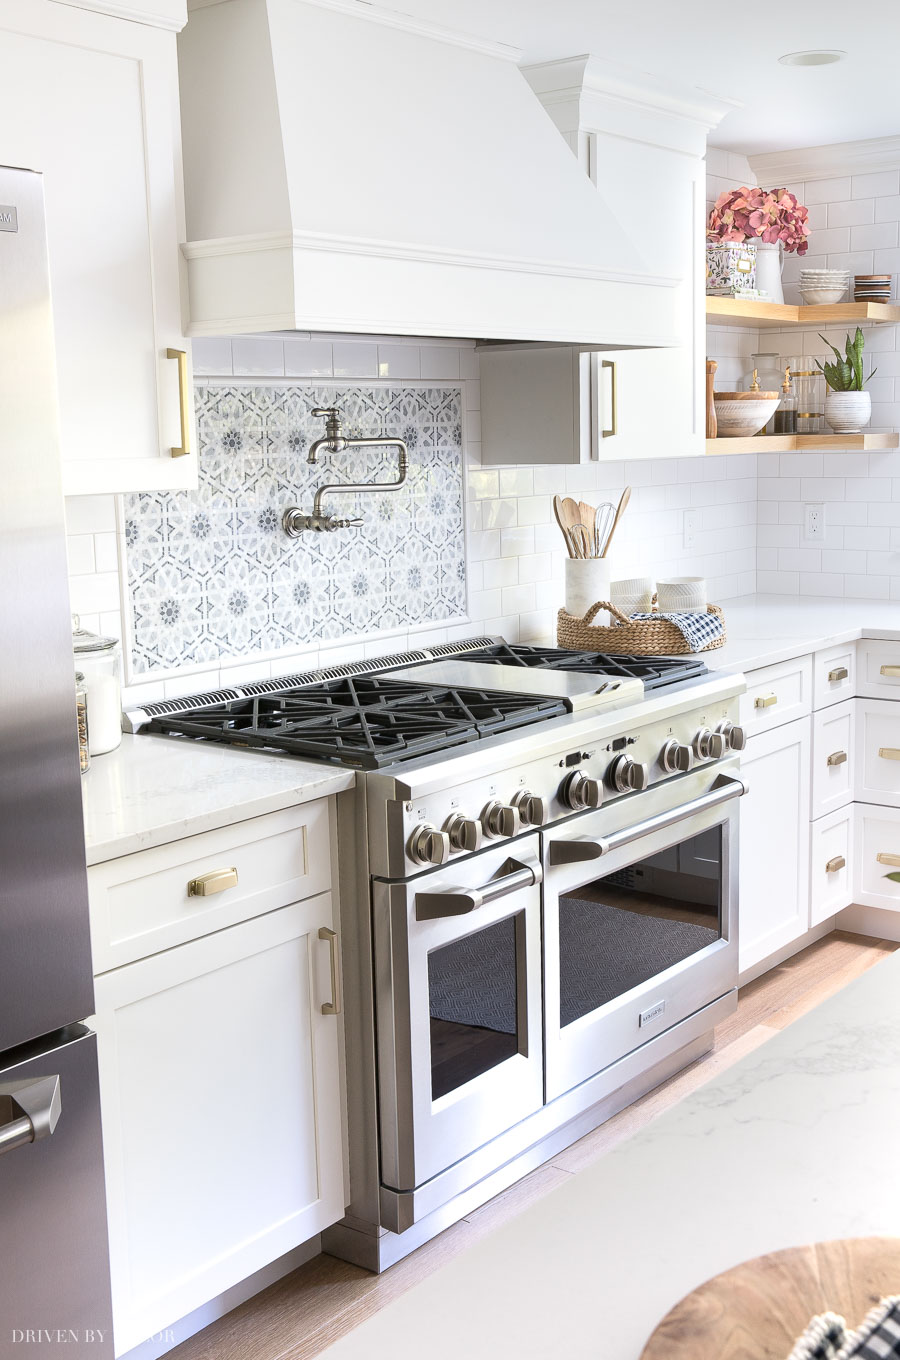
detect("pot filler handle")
[415,854,543,921]
[548,773,749,867]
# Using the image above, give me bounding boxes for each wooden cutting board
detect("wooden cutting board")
[640,1237,900,1360]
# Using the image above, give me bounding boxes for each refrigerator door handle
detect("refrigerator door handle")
[0,1075,61,1156]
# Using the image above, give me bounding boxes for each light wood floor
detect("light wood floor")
[170,930,898,1360]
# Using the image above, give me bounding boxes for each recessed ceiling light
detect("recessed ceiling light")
[778,50,846,66]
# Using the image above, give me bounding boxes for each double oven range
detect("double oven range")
[128,638,747,1271]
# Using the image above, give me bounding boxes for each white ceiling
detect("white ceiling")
[382,0,900,154]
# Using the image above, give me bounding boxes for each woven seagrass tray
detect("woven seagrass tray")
[557,601,726,655]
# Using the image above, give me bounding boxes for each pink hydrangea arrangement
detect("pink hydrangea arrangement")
[708,186,811,255]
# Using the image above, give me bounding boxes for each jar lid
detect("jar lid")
[72,614,119,654]
[75,671,85,684]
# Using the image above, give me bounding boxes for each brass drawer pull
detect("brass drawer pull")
[826,750,848,766]
[825,855,846,873]
[166,347,191,458]
[879,747,900,761]
[754,694,778,709]
[880,664,900,678]
[877,852,900,868]
[600,359,617,438]
[827,666,849,682]
[187,867,238,897]
[318,926,342,1016]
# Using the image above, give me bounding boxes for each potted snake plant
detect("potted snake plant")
[817,328,875,434]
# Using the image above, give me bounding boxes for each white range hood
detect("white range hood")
[178,0,678,346]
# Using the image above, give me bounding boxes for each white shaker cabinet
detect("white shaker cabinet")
[94,893,345,1354]
[0,0,196,494]
[738,716,812,974]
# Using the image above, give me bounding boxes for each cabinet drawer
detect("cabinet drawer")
[857,640,900,699]
[739,655,813,737]
[854,804,900,911]
[811,700,854,820]
[89,801,331,972]
[856,699,900,809]
[810,807,853,927]
[812,643,856,710]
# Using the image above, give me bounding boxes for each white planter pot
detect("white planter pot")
[824,390,872,434]
[754,241,784,304]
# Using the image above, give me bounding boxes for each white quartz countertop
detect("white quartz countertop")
[320,947,900,1360]
[702,593,900,673]
[81,734,354,865]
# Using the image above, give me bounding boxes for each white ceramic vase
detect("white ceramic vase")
[824,389,872,434]
[754,241,784,304]
[564,558,611,619]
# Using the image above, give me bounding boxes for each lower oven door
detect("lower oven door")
[373,835,543,1196]
[543,762,745,1104]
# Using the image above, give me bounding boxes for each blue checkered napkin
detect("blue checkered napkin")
[838,1297,900,1359]
[629,609,725,653]
[787,1314,848,1360]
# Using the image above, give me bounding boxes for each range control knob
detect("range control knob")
[561,770,603,812]
[610,754,650,793]
[481,801,522,839]
[511,788,547,827]
[408,823,451,866]
[444,813,483,853]
[716,720,747,752]
[660,739,694,774]
[693,727,727,761]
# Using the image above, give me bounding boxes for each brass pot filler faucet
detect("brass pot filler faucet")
[282,406,409,535]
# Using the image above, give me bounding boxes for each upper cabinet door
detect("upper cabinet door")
[0,0,195,494]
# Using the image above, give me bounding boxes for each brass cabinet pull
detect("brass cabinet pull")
[754,693,778,709]
[879,747,900,761]
[877,852,900,868]
[166,348,191,458]
[601,359,617,438]
[318,926,342,1016]
[825,855,846,873]
[880,664,900,678]
[187,867,238,897]
[827,666,849,682]
[826,750,848,766]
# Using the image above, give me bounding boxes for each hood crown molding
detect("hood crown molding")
[750,135,900,185]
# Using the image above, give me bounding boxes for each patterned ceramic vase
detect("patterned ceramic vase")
[824,390,872,434]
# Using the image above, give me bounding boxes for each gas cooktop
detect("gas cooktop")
[134,639,709,771]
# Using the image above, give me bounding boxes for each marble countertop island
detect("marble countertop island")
[320,946,900,1360]
[81,733,354,865]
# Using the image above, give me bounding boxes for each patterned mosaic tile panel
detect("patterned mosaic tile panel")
[123,383,466,674]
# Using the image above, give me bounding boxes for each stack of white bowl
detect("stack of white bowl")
[799,269,850,305]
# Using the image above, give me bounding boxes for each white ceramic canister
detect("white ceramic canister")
[73,617,123,755]
[657,577,708,612]
[564,558,611,620]
[610,577,654,619]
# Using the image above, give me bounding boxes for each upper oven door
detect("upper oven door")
[373,836,544,1196]
[543,762,745,1104]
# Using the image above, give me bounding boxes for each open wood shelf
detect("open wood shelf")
[706,297,900,329]
[706,432,899,455]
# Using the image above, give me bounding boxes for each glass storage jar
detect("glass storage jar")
[73,617,122,755]
[743,353,784,434]
[75,672,90,774]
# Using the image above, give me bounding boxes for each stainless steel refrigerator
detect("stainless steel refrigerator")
[0,166,114,1357]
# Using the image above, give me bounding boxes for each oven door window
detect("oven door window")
[559,827,722,1029]
[428,914,523,1100]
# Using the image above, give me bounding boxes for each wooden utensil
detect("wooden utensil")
[601,486,631,558]
[578,500,595,534]
[706,358,718,439]
[560,496,583,536]
[552,495,576,558]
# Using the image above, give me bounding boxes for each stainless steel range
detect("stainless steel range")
[127,639,747,1271]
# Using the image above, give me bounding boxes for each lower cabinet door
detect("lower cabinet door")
[810,806,854,927]
[738,717,812,973]
[854,805,900,911]
[856,699,900,808]
[94,894,345,1354]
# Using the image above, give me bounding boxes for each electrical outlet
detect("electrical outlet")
[683,509,700,550]
[804,503,825,543]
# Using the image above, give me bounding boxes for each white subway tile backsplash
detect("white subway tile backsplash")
[852,170,900,199]
[66,534,95,576]
[803,177,852,205]
[376,344,421,379]
[231,336,285,376]
[851,221,899,252]
[827,199,874,228]
[420,346,461,380]
[332,342,378,378]
[191,337,233,375]
[284,339,334,377]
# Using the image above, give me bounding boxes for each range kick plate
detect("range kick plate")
[396,660,644,712]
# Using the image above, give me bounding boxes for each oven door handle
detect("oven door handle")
[548,773,749,866]
[415,854,543,920]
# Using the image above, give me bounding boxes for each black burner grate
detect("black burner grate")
[453,642,707,690]
[148,675,568,770]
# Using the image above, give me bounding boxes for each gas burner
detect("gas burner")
[147,675,568,770]
[453,642,708,691]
